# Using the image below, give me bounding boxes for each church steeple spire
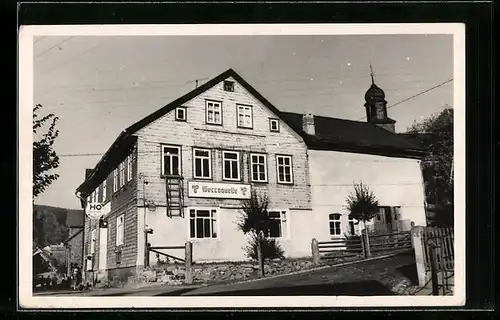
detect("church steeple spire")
[363,64,396,133]
[370,63,375,85]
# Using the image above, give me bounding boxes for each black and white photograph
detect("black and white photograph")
[19,23,465,308]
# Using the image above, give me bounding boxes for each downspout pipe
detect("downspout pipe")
[75,191,87,281]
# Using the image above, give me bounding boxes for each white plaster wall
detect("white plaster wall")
[308,150,427,242]
[141,206,316,263]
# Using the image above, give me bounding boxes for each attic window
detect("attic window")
[175,107,186,121]
[223,80,234,92]
[269,119,280,132]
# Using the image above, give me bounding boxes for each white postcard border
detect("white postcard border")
[19,23,466,309]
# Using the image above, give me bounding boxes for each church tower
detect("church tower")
[364,65,396,133]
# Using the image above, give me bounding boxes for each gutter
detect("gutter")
[75,191,87,271]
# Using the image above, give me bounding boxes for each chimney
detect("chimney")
[302,113,315,135]
[85,169,93,180]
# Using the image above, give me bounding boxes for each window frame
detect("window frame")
[119,161,125,187]
[329,213,342,237]
[222,150,241,181]
[175,107,187,121]
[276,154,294,184]
[269,118,280,132]
[161,145,182,177]
[249,153,268,183]
[223,80,235,92]
[236,104,253,129]
[113,168,118,192]
[193,147,212,180]
[188,208,219,240]
[126,154,133,182]
[102,180,107,203]
[116,214,125,246]
[266,210,288,239]
[205,100,223,126]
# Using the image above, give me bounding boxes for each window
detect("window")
[95,187,100,203]
[223,80,234,92]
[267,210,287,238]
[329,213,342,236]
[113,168,118,192]
[162,145,181,176]
[90,229,96,254]
[119,161,125,187]
[193,148,211,179]
[127,155,133,181]
[206,100,222,125]
[348,217,357,236]
[269,119,280,132]
[189,209,217,239]
[250,153,267,182]
[175,107,186,121]
[102,180,107,203]
[237,104,253,128]
[116,214,124,246]
[222,151,240,181]
[276,155,293,184]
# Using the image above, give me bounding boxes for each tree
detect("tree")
[237,190,284,277]
[33,208,68,249]
[406,108,453,205]
[33,104,60,199]
[345,182,380,232]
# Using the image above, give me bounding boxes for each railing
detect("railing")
[312,230,412,263]
[145,242,193,284]
[368,231,413,254]
[147,245,185,263]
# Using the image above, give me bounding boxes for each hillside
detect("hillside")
[33,204,84,249]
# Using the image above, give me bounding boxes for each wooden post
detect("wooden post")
[257,231,265,277]
[411,226,427,287]
[429,244,439,295]
[185,241,193,284]
[144,232,150,267]
[311,238,320,265]
[360,231,366,258]
[363,227,371,258]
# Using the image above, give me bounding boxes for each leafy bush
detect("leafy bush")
[245,233,285,261]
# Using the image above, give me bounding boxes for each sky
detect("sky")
[32,33,454,209]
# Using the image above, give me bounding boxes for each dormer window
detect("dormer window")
[175,107,187,121]
[269,118,280,132]
[223,80,234,92]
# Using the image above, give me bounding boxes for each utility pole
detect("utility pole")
[186,77,209,88]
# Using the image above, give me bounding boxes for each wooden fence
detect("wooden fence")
[422,227,454,272]
[312,230,413,263]
[145,242,193,284]
[411,226,455,294]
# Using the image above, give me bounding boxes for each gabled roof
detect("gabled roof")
[77,68,302,194]
[76,68,426,195]
[280,112,426,158]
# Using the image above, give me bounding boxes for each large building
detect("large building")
[76,69,427,283]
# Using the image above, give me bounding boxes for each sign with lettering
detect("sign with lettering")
[187,181,251,199]
[85,201,111,220]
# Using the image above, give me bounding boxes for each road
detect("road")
[35,252,417,297]
[175,252,416,296]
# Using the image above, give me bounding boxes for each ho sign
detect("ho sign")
[86,201,111,220]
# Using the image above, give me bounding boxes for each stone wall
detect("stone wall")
[137,258,318,286]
